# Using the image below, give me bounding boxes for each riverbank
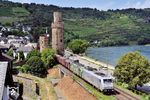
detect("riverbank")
[81,55,115,70]
[86,45,150,67]
[65,50,115,70]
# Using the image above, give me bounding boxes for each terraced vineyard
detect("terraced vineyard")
[0,7,29,24]
[1,0,150,46]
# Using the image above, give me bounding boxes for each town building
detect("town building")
[0,51,14,100]
[17,46,34,58]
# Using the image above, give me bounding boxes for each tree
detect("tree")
[18,51,25,61]
[5,22,11,26]
[26,56,46,76]
[7,48,14,57]
[68,39,89,54]
[11,30,27,36]
[26,49,41,60]
[41,48,56,68]
[114,52,150,88]
[64,30,79,47]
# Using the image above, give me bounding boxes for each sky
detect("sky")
[9,0,150,10]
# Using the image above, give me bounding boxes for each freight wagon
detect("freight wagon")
[56,54,114,92]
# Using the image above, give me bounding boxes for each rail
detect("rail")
[59,65,140,100]
[114,86,140,100]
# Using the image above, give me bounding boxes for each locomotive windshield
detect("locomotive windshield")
[103,79,112,83]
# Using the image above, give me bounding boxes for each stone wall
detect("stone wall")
[13,75,38,99]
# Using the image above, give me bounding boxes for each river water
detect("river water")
[86,45,150,67]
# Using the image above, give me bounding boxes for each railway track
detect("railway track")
[59,65,140,100]
[114,87,140,100]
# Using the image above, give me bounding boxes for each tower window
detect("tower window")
[60,39,62,42]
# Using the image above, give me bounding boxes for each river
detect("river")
[86,45,150,67]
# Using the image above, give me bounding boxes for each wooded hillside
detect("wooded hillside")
[1,0,150,46]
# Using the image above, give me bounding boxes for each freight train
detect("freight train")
[56,54,114,92]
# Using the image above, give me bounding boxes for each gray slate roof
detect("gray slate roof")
[0,45,8,49]
[18,46,33,52]
[0,62,8,100]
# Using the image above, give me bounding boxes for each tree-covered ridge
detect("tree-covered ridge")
[1,1,150,46]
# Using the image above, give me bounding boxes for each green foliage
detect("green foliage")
[5,22,11,26]
[0,17,23,25]
[2,1,150,46]
[0,5,29,24]
[0,7,13,16]
[41,48,56,68]
[0,6,29,17]
[31,27,48,42]
[4,30,27,37]
[19,64,30,73]
[68,39,89,54]
[26,49,41,60]
[97,35,129,47]
[12,7,30,17]
[114,52,150,88]
[138,36,150,45]
[7,48,13,57]
[64,30,79,47]
[26,56,46,76]
[18,51,25,61]
[11,30,27,36]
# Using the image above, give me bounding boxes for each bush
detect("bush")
[26,56,46,76]
[68,39,89,54]
[18,51,25,61]
[26,49,41,60]
[17,65,30,73]
[7,48,14,57]
[21,64,30,73]
[41,48,56,68]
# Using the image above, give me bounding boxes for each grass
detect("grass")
[0,7,29,17]
[0,7,13,16]
[115,83,150,100]
[0,16,24,24]
[12,7,30,17]
[0,7,29,24]
[72,75,116,100]
[64,19,98,37]
[64,15,141,40]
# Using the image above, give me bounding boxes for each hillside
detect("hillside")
[1,1,150,46]
[0,1,30,24]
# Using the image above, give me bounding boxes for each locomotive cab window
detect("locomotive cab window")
[103,79,112,83]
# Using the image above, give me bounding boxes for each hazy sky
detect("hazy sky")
[9,0,150,10]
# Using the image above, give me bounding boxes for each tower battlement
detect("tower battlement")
[53,12,62,22]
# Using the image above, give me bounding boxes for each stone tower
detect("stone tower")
[39,35,49,52]
[51,12,64,55]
